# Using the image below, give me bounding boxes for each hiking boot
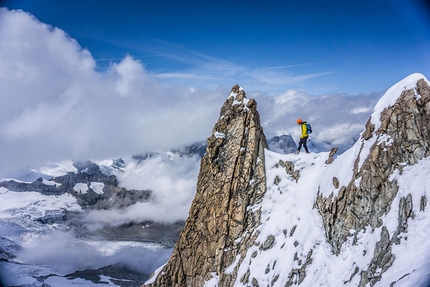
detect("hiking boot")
[295,150,299,155]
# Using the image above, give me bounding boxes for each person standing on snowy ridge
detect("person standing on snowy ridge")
[295,118,310,154]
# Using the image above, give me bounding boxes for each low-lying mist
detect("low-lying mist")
[16,228,172,276]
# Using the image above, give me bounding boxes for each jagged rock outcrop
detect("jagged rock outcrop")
[144,84,268,287]
[316,77,430,286]
[267,134,297,154]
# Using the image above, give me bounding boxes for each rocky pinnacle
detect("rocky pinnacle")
[144,84,268,287]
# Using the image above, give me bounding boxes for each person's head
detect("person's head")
[296,118,302,124]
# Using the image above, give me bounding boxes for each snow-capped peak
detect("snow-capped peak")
[371,73,430,131]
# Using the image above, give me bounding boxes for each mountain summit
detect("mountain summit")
[144,74,430,287]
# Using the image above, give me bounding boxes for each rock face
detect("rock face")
[144,84,268,287]
[316,77,430,286]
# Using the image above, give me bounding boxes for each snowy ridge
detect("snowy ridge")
[371,73,430,131]
[319,72,430,199]
[225,150,430,287]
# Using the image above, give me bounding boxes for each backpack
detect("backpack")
[306,123,312,134]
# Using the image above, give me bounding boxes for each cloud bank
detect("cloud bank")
[0,8,226,178]
[83,153,201,225]
[0,8,382,179]
[15,229,172,275]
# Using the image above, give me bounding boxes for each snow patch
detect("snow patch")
[228,92,238,99]
[90,182,105,194]
[377,134,394,146]
[36,160,78,177]
[0,191,81,220]
[42,179,61,186]
[215,132,226,139]
[73,183,88,194]
[144,263,167,285]
[204,272,220,287]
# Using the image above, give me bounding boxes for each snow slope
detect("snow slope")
[228,151,430,287]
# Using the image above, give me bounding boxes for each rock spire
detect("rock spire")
[144,84,268,286]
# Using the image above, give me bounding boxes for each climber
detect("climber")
[295,118,310,154]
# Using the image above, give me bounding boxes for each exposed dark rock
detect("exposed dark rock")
[0,236,21,261]
[285,250,313,286]
[332,177,339,189]
[261,235,276,250]
[325,147,338,164]
[132,152,159,163]
[0,177,62,195]
[111,158,126,170]
[281,160,300,182]
[35,209,67,224]
[267,134,297,154]
[76,220,184,248]
[73,160,101,174]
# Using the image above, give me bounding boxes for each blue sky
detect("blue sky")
[2,0,430,94]
[0,1,429,178]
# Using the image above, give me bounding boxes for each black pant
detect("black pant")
[297,136,309,153]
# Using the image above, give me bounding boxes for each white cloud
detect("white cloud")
[351,106,372,114]
[0,8,381,179]
[113,55,149,96]
[83,154,201,225]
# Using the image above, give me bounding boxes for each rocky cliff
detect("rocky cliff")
[144,84,268,286]
[316,74,430,286]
